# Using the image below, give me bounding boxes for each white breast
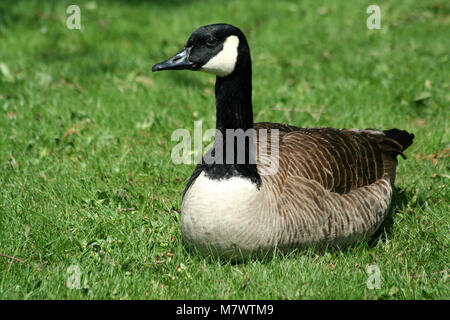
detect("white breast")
[181,171,264,257]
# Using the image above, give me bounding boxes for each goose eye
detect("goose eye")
[206,38,217,46]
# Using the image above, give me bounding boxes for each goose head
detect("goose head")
[152,23,250,77]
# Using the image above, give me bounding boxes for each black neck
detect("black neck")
[202,48,261,185]
[215,64,253,133]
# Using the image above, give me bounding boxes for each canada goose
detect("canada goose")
[152,24,414,259]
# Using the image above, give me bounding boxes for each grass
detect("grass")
[0,0,448,299]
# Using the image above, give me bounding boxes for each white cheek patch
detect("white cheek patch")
[201,35,239,77]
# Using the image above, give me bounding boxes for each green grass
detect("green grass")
[0,0,448,299]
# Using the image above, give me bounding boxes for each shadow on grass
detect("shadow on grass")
[183,245,310,266]
[367,186,414,247]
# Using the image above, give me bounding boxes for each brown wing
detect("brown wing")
[254,123,409,195]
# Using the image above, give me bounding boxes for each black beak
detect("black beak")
[152,47,194,72]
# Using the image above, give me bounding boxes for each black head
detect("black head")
[152,24,250,77]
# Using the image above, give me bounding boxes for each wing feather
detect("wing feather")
[255,123,409,194]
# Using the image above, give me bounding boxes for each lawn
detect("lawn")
[0,0,448,299]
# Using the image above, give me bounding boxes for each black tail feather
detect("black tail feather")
[383,129,414,151]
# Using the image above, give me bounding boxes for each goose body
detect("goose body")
[152,24,414,259]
